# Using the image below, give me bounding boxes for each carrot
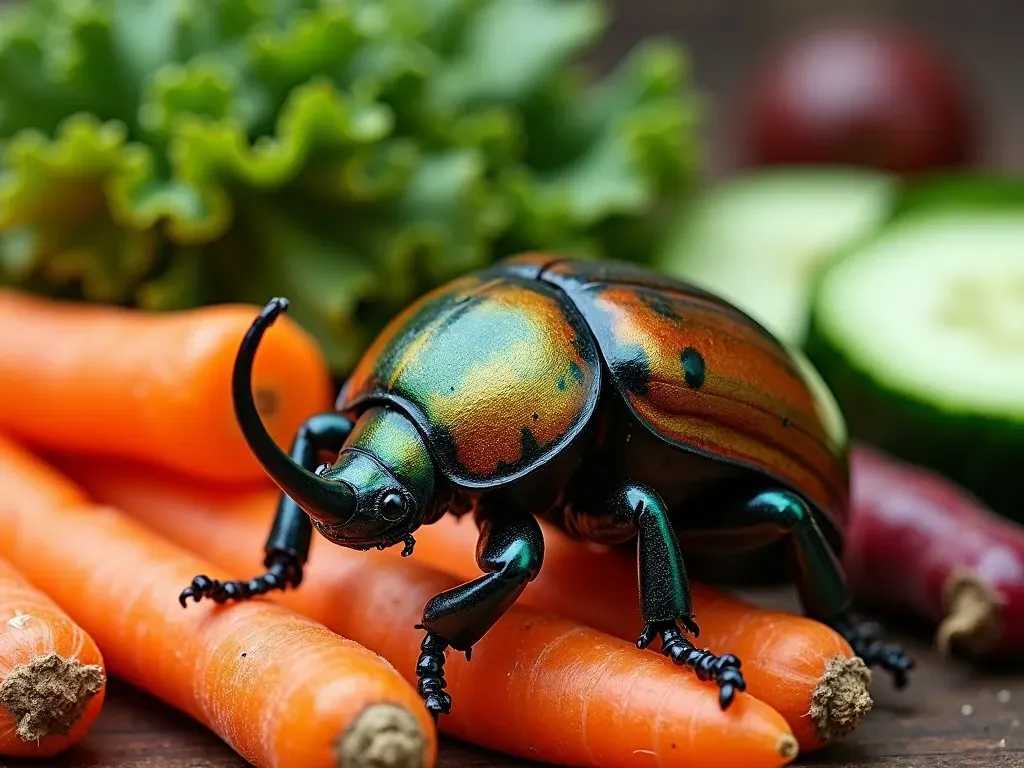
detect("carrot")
[403,515,870,752]
[0,557,106,758]
[0,438,435,768]
[0,290,332,484]
[63,458,801,768]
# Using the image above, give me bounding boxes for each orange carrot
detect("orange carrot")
[406,516,871,752]
[0,557,106,758]
[0,290,332,484]
[64,453,863,753]
[64,458,801,768]
[0,439,435,768]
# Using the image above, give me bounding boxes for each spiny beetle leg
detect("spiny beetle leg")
[707,487,915,689]
[414,628,452,721]
[640,619,746,710]
[412,505,544,718]
[836,616,914,688]
[179,410,351,610]
[178,553,302,607]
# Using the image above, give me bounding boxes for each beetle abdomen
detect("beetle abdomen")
[339,271,602,488]
[536,258,849,525]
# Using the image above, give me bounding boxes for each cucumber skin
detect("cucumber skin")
[804,313,1024,523]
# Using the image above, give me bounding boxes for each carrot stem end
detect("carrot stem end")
[0,652,105,742]
[333,703,429,768]
[808,655,873,743]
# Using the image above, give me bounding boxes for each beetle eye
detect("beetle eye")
[380,492,407,521]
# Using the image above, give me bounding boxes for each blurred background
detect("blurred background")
[592,0,1024,177]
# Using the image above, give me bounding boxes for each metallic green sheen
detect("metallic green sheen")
[340,271,602,488]
[340,406,436,503]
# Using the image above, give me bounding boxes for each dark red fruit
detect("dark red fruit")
[740,25,978,175]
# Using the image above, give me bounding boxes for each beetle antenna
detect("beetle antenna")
[401,535,416,557]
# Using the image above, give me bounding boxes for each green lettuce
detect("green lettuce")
[0,0,700,373]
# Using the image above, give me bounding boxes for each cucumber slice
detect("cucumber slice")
[806,210,1024,520]
[890,173,1024,222]
[655,168,896,345]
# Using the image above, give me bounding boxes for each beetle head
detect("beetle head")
[231,298,435,556]
[309,442,425,557]
[311,406,435,551]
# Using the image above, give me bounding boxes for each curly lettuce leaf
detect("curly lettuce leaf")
[0,115,161,300]
[500,39,700,256]
[428,0,607,111]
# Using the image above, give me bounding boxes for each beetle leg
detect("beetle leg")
[179,411,354,608]
[415,504,545,720]
[611,483,746,710]
[726,488,914,688]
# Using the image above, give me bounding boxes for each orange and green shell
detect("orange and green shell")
[339,267,602,488]
[338,254,849,524]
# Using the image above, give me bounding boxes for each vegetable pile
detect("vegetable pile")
[0,278,1011,766]
[0,293,827,767]
[661,171,1024,525]
[0,433,437,768]
[657,20,1024,667]
[0,0,699,375]
[0,7,1022,768]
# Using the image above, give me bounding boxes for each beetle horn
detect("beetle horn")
[231,298,354,518]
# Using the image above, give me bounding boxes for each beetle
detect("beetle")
[179,253,913,718]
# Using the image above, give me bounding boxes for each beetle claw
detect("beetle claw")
[424,692,451,721]
[179,575,217,608]
[416,629,454,719]
[177,558,302,609]
[719,682,736,709]
[646,621,746,710]
[636,622,659,650]
[837,615,914,688]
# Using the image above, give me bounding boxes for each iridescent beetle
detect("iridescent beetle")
[179,254,912,718]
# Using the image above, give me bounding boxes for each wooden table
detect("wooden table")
[7,585,1023,768]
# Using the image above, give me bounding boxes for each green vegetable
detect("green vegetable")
[654,167,896,346]
[0,0,700,374]
[887,172,1024,222]
[805,209,1024,521]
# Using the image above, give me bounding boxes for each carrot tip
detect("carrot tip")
[808,655,873,743]
[0,652,105,742]
[937,569,1004,656]
[334,703,429,768]
[777,734,799,761]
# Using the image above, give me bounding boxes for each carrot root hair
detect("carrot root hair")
[335,703,428,768]
[0,652,105,742]
[807,655,872,743]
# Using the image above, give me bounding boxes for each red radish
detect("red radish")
[846,443,1024,657]
[740,25,977,175]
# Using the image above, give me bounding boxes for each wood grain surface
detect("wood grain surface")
[4,585,1023,768]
